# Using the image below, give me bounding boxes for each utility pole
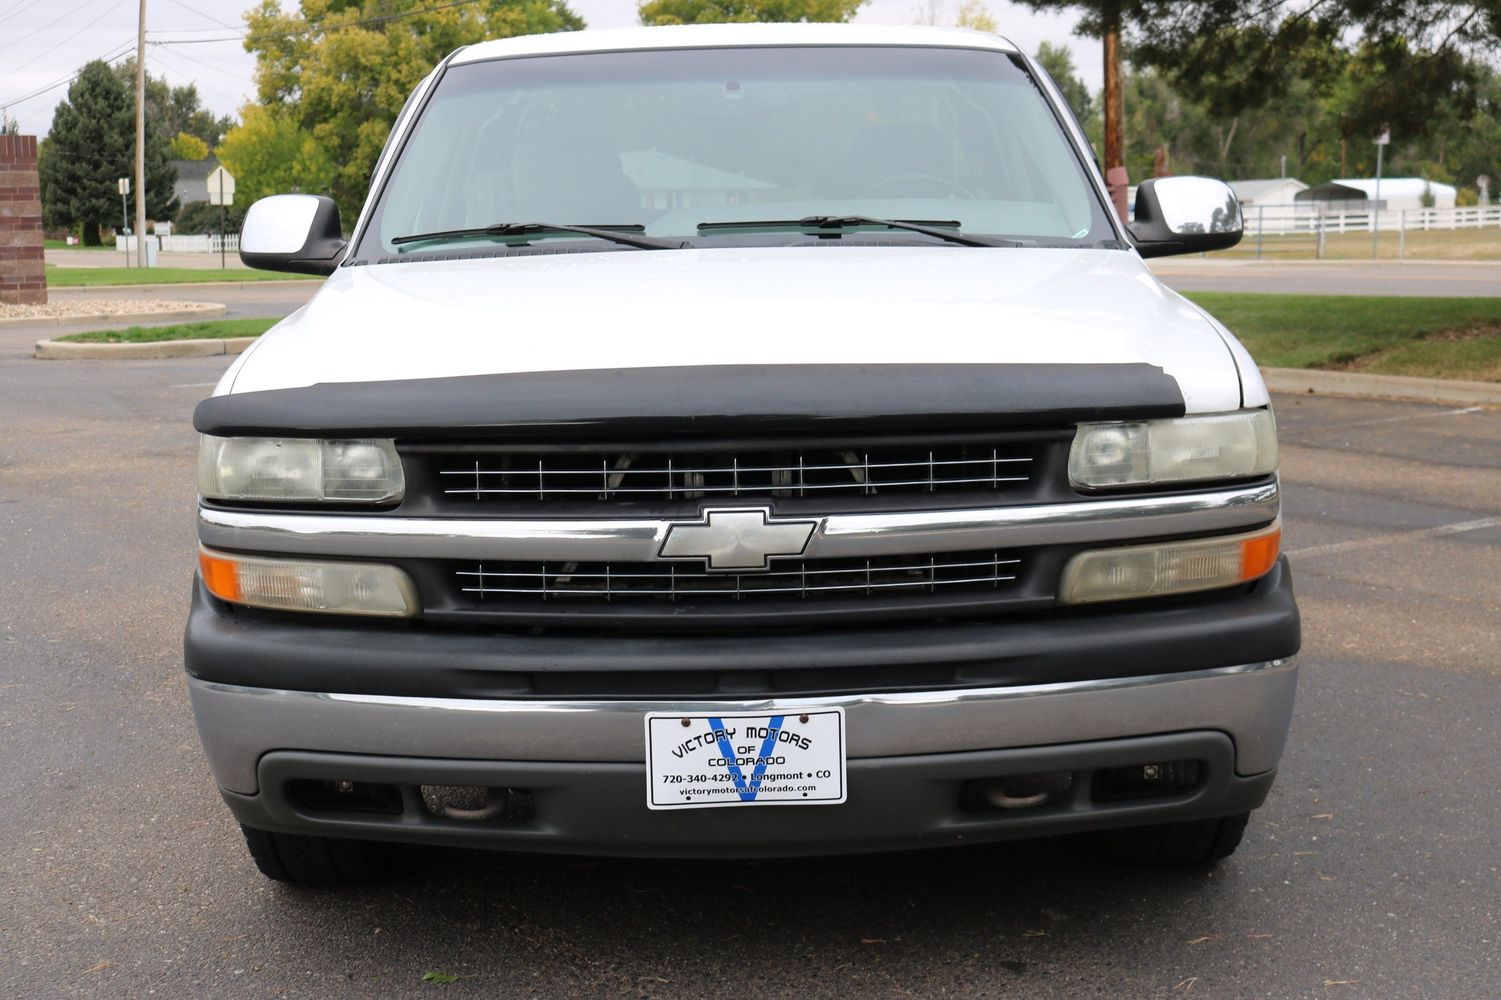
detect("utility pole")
[134,0,147,268]
[1102,11,1128,221]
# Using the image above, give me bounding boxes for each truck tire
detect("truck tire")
[1102,812,1250,866]
[240,825,385,886]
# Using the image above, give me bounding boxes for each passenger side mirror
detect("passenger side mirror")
[1128,177,1243,259]
[240,194,347,275]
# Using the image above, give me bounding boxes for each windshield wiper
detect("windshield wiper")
[696,216,1018,248]
[391,223,681,251]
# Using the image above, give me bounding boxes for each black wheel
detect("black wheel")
[1102,812,1251,867]
[240,825,389,886]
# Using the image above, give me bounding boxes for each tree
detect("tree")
[912,0,995,30]
[169,132,211,161]
[114,61,234,149]
[1117,3,1492,144]
[1034,41,1094,127]
[216,104,336,206]
[1014,1,1153,193]
[37,60,177,245]
[244,0,585,222]
[954,0,997,31]
[1091,49,1499,193]
[174,197,247,235]
[638,0,865,25]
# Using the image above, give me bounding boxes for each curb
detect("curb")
[1,303,226,328]
[1263,367,1501,406]
[35,335,257,361]
[47,279,319,292]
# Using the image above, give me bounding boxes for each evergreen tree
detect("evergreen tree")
[1034,41,1095,127]
[38,61,177,244]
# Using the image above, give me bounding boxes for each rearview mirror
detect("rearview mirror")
[1128,177,1243,259]
[240,194,346,275]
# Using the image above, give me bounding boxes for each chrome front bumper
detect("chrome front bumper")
[189,657,1297,795]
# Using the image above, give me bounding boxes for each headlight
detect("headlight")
[197,435,404,503]
[1068,410,1277,490]
[199,547,418,617]
[1059,521,1281,605]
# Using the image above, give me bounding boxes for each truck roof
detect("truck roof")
[450,22,1020,65]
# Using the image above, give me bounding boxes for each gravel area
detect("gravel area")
[0,298,218,319]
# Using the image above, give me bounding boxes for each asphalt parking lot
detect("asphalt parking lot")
[1,349,1498,999]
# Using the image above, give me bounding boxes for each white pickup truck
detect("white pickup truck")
[186,23,1299,884]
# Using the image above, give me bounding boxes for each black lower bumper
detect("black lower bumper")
[185,558,1299,700]
[222,731,1273,859]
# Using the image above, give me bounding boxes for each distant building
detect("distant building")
[1229,178,1308,207]
[620,151,773,210]
[170,157,218,208]
[1296,178,1457,212]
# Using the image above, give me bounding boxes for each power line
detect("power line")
[0,39,134,111]
[149,42,249,84]
[4,0,131,78]
[160,0,236,30]
[149,0,495,46]
[0,0,114,55]
[0,0,48,27]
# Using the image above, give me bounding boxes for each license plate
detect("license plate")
[644,709,846,810]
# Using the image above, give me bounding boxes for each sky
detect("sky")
[0,0,1096,139]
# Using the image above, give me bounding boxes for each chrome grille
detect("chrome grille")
[436,443,1034,503]
[456,550,1021,603]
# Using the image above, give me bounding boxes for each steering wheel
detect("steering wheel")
[858,174,973,199]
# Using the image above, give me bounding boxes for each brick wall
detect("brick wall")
[0,134,47,306]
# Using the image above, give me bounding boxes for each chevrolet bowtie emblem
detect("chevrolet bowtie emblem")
[658,507,818,572]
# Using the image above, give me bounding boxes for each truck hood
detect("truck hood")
[225,246,1244,412]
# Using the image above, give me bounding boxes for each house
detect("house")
[170,157,218,208]
[1228,178,1308,207]
[1296,178,1457,212]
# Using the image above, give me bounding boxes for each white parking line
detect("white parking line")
[1303,406,1483,432]
[1289,516,1501,559]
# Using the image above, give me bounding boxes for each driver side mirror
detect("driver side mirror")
[1128,177,1243,259]
[240,194,346,275]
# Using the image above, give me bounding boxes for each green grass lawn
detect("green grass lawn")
[56,318,278,344]
[1185,292,1501,381]
[44,265,317,287]
[43,239,113,251]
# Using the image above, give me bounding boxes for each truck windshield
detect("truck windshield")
[357,45,1114,258]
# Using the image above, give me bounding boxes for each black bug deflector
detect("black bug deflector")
[193,363,1186,439]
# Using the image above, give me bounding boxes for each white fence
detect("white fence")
[114,233,239,253]
[1243,204,1501,236]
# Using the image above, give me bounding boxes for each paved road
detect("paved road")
[1,353,1498,998]
[1152,259,1501,297]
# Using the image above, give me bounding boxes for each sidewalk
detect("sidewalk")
[46,247,253,271]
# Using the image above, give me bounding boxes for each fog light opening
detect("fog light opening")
[1092,759,1202,802]
[420,785,535,823]
[961,772,1074,812]
[287,778,403,815]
